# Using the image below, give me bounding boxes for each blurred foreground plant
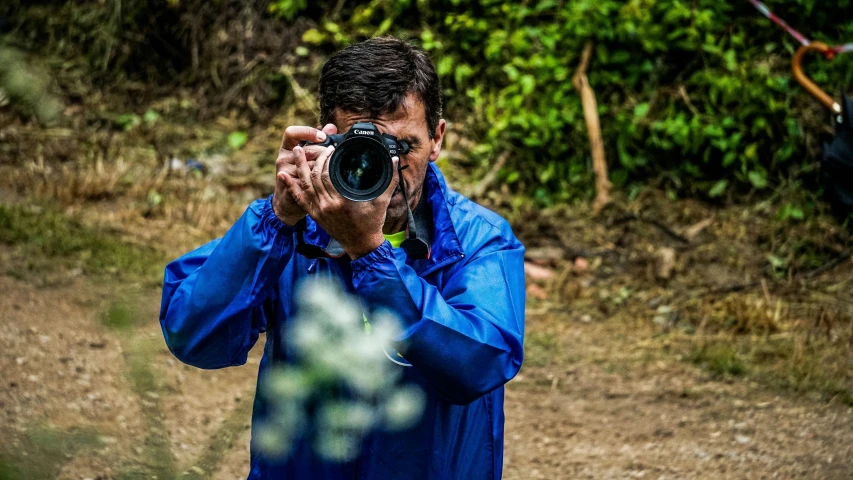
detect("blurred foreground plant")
[0,46,62,123]
[255,278,425,462]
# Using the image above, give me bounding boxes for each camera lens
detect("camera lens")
[330,137,392,201]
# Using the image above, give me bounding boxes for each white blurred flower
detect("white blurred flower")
[268,400,306,441]
[344,364,400,396]
[383,385,426,431]
[314,430,361,463]
[318,400,376,433]
[258,277,426,460]
[253,423,290,459]
[297,278,339,311]
[291,317,328,354]
[370,310,403,343]
[322,295,362,331]
[262,366,310,401]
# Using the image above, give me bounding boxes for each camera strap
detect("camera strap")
[397,163,431,260]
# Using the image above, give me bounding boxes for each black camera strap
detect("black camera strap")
[397,163,431,260]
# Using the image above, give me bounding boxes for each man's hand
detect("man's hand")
[281,142,399,260]
[273,124,338,226]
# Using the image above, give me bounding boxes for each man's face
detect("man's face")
[334,94,446,233]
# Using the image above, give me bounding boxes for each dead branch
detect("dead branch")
[572,42,611,214]
[471,151,509,199]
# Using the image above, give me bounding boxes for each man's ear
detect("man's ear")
[428,119,447,162]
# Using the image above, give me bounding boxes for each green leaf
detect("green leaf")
[228,131,248,150]
[519,75,536,95]
[143,109,160,124]
[777,203,805,221]
[767,254,786,269]
[437,57,455,77]
[115,113,141,131]
[708,179,728,198]
[147,189,162,207]
[302,29,325,45]
[747,171,767,189]
[633,103,650,118]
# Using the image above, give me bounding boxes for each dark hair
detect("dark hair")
[319,36,443,136]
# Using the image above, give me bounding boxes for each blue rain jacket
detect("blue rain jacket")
[159,163,525,479]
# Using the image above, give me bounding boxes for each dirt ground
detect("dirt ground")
[2,261,852,479]
[2,115,853,477]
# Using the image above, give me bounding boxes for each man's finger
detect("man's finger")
[293,146,316,194]
[312,145,335,201]
[276,153,315,177]
[280,173,309,211]
[321,123,338,136]
[282,126,328,150]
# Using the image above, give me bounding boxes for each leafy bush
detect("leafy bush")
[6,0,853,201]
[285,0,853,202]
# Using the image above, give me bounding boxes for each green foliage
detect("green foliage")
[8,0,853,201]
[0,427,101,479]
[0,204,164,281]
[690,336,853,406]
[688,343,748,377]
[227,131,249,150]
[275,0,853,201]
[269,0,308,20]
[0,47,62,123]
[102,301,142,330]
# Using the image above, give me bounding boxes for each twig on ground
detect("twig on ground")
[802,249,852,279]
[612,212,690,244]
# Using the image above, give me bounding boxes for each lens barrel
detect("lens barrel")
[329,135,393,202]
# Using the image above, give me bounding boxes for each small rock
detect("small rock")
[734,434,750,444]
[526,284,548,301]
[655,247,676,280]
[524,262,555,281]
[525,246,566,266]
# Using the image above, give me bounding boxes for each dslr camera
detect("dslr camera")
[304,122,410,201]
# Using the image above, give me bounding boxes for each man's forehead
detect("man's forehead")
[334,95,427,131]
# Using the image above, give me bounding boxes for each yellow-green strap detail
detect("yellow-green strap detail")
[384,230,407,249]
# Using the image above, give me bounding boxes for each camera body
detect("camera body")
[304,122,409,201]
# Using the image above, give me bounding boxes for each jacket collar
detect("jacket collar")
[302,163,464,273]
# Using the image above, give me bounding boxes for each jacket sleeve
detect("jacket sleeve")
[159,196,294,369]
[350,235,525,405]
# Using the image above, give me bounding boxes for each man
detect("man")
[160,36,525,479]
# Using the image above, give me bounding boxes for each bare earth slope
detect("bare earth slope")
[2,273,851,479]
